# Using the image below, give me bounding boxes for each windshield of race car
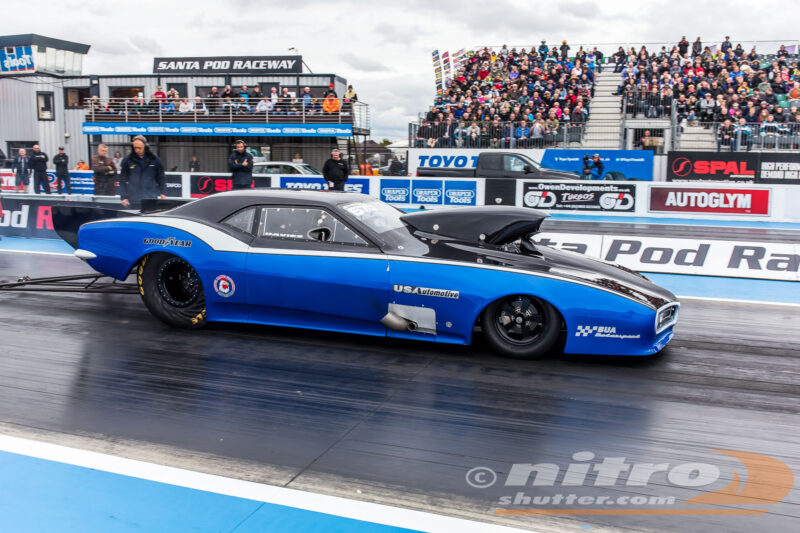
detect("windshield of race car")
[340,201,407,234]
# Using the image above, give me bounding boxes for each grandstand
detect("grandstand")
[411,39,800,153]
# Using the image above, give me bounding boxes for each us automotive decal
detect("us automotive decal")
[393,284,459,299]
[213,275,236,297]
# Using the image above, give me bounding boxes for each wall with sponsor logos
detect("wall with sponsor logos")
[3,172,800,222]
[666,151,800,185]
[534,232,800,282]
[407,149,654,180]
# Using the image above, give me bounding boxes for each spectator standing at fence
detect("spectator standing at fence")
[322,149,349,191]
[207,87,221,114]
[228,140,253,190]
[735,118,752,151]
[53,147,70,194]
[292,153,303,163]
[545,112,559,146]
[717,119,735,152]
[113,151,123,172]
[559,41,570,60]
[119,136,166,209]
[92,144,117,196]
[11,148,30,193]
[153,86,167,101]
[721,36,733,55]
[28,145,50,194]
[189,155,200,172]
[678,36,689,56]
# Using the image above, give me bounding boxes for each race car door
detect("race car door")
[245,205,389,336]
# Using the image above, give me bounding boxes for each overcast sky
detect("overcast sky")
[7,0,800,140]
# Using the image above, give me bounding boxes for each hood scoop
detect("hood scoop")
[400,206,548,245]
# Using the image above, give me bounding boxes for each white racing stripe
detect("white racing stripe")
[0,434,533,533]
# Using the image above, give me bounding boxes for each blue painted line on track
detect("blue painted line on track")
[0,450,421,533]
[0,236,74,255]
[545,213,800,230]
[643,272,800,304]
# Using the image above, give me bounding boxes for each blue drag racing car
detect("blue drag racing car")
[63,190,678,359]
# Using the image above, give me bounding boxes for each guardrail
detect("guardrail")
[85,97,370,132]
[676,121,800,151]
[408,120,588,149]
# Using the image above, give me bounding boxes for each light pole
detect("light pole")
[288,47,313,73]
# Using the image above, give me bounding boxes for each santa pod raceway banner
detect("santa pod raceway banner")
[667,151,800,184]
[533,232,800,281]
[0,197,115,239]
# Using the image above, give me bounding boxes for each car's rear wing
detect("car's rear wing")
[52,198,191,249]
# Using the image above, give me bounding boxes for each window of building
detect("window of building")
[109,87,144,100]
[64,87,91,108]
[36,92,54,121]
[167,83,188,98]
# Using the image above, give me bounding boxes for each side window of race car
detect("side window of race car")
[222,207,257,234]
[257,207,369,246]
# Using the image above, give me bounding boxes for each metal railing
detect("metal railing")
[408,120,587,148]
[676,121,800,151]
[85,97,370,132]
[621,89,674,119]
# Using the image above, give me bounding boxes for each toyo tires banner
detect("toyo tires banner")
[408,149,654,180]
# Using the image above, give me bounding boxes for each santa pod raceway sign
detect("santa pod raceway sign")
[522,181,636,211]
[153,55,301,74]
[668,151,759,183]
[650,187,771,215]
[534,232,800,281]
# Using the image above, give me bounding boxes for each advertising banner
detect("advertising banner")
[757,153,800,185]
[0,197,115,239]
[279,176,370,194]
[189,175,272,198]
[2,170,95,195]
[522,181,636,212]
[540,150,654,180]
[82,123,353,137]
[153,56,301,74]
[408,149,652,180]
[0,45,35,74]
[667,151,760,183]
[164,173,184,198]
[379,178,478,207]
[534,232,800,281]
[649,187,770,215]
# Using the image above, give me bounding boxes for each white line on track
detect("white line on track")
[677,295,800,308]
[0,434,533,533]
[0,248,73,256]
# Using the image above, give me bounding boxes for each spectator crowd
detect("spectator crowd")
[415,41,599,148]
[87,84,358,119]
[615,37,800,150]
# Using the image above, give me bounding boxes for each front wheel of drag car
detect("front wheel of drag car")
[138,253,207,329]
[481,295,561,359]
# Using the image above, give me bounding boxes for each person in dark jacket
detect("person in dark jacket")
[228,140,254,190]
[119,135,166,208]
[322,149,349,191]
[91,144,117,196]
[29,144,50,194]
[53,147,70,194]
[11,148,31,193]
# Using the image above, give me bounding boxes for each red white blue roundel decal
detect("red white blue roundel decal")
[213,275,235,297]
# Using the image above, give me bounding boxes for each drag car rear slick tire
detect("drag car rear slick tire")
[138,253,207,329]
[481,295,561,359]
